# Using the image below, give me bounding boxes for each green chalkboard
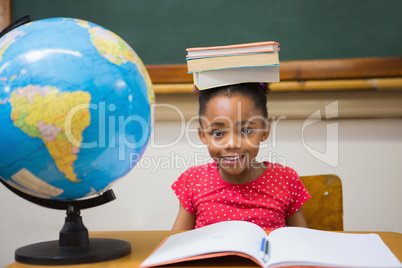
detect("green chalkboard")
[11,0,402,65]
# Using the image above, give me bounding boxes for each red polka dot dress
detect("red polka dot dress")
[171,162,311,230]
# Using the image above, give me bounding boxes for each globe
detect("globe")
[0,17,155,201]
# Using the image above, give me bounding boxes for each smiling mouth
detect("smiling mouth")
[221,155,245,163]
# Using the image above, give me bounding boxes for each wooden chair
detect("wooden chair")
[300,174,344,231]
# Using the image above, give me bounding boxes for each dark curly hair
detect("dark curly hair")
[198,83,269,126]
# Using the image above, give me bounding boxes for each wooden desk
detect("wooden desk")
[6,230,402,268]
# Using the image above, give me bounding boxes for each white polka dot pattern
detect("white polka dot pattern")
[171,162,311,230]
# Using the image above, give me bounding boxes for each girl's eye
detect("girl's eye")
[241,127,252,135]
[211,130,223,137]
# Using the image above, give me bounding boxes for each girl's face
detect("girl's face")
[198,94,270,183]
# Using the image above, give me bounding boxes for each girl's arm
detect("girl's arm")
[172,204,196,230]
[286,207,308,227]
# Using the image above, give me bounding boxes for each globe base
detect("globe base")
[0,179,133,265]
[15,238,131,265]
[13,197,132,265]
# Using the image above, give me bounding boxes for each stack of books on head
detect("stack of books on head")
[186,41,280,90]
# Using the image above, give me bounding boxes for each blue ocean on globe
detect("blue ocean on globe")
[0,18,154,200]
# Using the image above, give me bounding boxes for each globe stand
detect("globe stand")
[1,180,131,265]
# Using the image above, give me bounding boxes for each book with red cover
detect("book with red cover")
[186,41,280,58]
[140,221,402,268]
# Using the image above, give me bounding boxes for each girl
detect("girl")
[172,83,311,230]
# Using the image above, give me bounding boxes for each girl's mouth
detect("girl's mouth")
[221,155,245,164]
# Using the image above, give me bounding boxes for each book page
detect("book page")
[267,227,402,267]
[140,221,268,267]
[187,52,279,72]
[194,66,280,90]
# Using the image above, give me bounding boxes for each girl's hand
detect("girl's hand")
[286,208,308,228]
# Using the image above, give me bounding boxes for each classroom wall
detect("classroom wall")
[11,0,402,63]
[1,110,402,267]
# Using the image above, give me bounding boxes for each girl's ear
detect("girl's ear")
[198,126,208,145]
[260,121,270,142]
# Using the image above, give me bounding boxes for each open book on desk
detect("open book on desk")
[140,221,402,268]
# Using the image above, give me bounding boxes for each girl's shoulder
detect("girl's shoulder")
[264,162,299,177]
[181,162,217,176]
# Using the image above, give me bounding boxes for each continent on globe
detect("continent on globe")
[89,26,136,66]
[75,18,155,121]
[10,168,64,198]
[10,84,91,183]
[0,29,25,61]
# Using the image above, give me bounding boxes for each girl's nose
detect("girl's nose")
[225,133,241,149]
